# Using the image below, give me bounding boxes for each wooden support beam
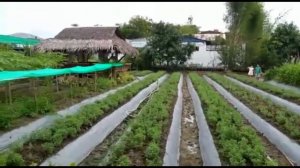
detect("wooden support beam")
[94,72,97,92]
[55,76,59,92]
[7,82,12,105]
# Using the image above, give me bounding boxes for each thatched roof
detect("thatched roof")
[35,27,138,55]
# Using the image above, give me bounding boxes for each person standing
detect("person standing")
[255,64,262,80]
[248,66,254,77]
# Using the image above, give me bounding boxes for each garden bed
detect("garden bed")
[0,71,165,166]
[227,73,300,105]
[204,74,299,165]
[189,72,283,166]
[93,73,181,166]
[207,73,300,143]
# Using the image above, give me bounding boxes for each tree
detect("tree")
[119,15,153,39]
[144,21,196,68]
[178,25,199,35]
[221,2,266,69]
[267,22,300,64]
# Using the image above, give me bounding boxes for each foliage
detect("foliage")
[5,152,24,166]
[221,2,266,69]
[130,70,152,77]
[96,77,117,91]
[116,155,131,166]
[0,71,165,165]
[228,72,300,104]
[107,73,180,166]
[189,72,277,166]
[265,63,300,87]
[0,73,134,129]
[144,21,196,68]
[119,15,153,39]
[0,49,65,70]
[116,72,135,84]
[177,24,199,35]
[207,73,300,142]
[267,22,300,64]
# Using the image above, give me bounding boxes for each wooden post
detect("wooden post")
[70,74,73,101]
[7,82,12,105]
[110,68,113,80]
[32,79,38,113]
[55,76,59,92]
[94,72,97,92]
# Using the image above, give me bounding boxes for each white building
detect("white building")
[194,29,226,41]
[126,36,223,68]
[184,41,222,68]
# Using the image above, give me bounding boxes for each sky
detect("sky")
[0,2,299,39]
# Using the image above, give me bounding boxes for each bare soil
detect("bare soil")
[179,75,202,166]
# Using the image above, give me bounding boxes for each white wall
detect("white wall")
[126,39,223,67]
[185,42,222,67]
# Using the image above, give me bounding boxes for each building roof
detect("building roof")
[182,36,206,43]
[55,27,124,40]
[36,27,138,55]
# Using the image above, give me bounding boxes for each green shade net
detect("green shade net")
[0,63,123,82]
[0,35,40,45]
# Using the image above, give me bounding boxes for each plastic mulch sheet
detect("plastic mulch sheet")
[40,74,169,166]
[187,76,221,166]
[0,75,148,151]
[205,76,300,166]
[163,74,183,166]
[267,80,300,94]
[226,76,300,116]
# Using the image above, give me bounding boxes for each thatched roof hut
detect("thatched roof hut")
[35,27,138,56]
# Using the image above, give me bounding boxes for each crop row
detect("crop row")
[130,70,153,77]
[0,72,135,130]
[207,73,300,142]
[103,73,181,166]
[0,71,165,166]
[189,72,277,166]
[227,73,300,104]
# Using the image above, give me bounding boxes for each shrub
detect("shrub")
[117,72,135,84]
[115,155,131,166]
[265,63,300,87]
[41,143,55,154]
[5,152,24,166]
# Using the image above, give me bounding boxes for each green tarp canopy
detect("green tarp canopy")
[0,35,40,46]
[0,63,123,82]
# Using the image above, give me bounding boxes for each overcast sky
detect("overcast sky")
[0,2,299,39]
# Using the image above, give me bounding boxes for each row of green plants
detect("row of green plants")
[104,73,180,166]
[0,49,64,70]
[0,72,135,130]
[265,63,300,87]
[189,72,278,166]
[227,73,300,104]
[207,73,300,142]
[0,71,165,166]
[129,70,153,77]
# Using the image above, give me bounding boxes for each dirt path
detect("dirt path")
[179,75,202,166]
